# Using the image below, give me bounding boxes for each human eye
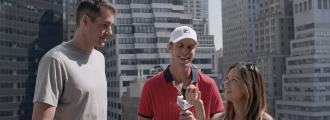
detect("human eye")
[232,79,237,82]
[103,24,109,28]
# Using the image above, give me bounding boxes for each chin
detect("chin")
[97,42,105,47]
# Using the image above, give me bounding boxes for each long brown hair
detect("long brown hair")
[223,62,267,120]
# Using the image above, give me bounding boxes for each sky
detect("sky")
[209,0,222,50]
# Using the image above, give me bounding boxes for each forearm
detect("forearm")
[194,101,207,120]
[32,102,56,120]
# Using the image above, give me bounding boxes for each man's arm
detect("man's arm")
[138,116,152,120]
[32,102,56,120]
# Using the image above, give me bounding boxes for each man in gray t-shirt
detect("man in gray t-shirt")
[32,1,117,120]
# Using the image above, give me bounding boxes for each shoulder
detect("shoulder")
[92,49,105,62]
[262,113,273,120]
[196,71,216,87]
[196,71,214,82]
[92,49,104,57]
[144,71,165,86]
[42,43,68,61]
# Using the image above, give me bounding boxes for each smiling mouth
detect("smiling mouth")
[101,37,107,39]
[225,90,232,93]
[179,56,189,60]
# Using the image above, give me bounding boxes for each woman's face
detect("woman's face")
[224,68,245,103]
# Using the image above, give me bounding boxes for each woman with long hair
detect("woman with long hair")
[182,62,273,120]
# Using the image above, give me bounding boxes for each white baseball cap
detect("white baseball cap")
[169,26,198,44]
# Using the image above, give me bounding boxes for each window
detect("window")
[116,0,130,4]
[299,3,303,12]
[118,103,121,109]
[295,4,298,13]
[318,0,322,9]
[324,0,328,9]
[304,2,307,11]
[123,81,130,87]
[308,0,312,10]
[117,18,132,24]
[115,26,133,34]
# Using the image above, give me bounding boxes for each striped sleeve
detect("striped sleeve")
[210,80,224,116]
[138,80,154,118]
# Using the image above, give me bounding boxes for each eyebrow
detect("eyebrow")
[231,76,241,80]
[103,21,112,25]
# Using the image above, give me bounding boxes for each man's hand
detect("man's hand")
[179,109,196,120]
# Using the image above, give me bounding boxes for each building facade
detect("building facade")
[65,0,80,41]
[222,0,258,80]
[276,0,330,119]
[214,49,223,90]
[183,0,209,35]
[253,0,294,116]
[0,0,64,119]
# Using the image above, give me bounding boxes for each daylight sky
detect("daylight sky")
[209,0,222,50]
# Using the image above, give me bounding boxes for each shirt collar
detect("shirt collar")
[164,65,198,83]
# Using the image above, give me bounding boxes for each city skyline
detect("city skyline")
[1,0,330,120]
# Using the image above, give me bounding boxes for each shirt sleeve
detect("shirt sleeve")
[138,80,154,118]
[33,56,65,107]
[210,80,224,116]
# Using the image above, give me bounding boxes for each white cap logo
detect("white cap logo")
[183,28,190,34]
[169,26,197,44]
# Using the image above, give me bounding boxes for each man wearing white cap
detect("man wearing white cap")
[138,26,224,120]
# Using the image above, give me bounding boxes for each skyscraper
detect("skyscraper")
[222,0,295,117]
[65,0,80,41]
[253,0,294,116]
[0,0,64,119]
[221,0,258,81]
[183,0,209,34]
[276,0,330,119]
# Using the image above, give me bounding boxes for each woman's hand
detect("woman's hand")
[185,85,203,107]
[185,85,207,120]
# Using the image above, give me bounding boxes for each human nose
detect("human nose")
[105,27,112,36]
[182,47,188,54]
[224,80,230,86]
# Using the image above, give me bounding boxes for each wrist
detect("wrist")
[194,100,204,108]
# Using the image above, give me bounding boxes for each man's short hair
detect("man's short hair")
[76,0,117,27]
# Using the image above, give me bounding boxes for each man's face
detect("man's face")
[167,38,197,67]
[86,6,114,47]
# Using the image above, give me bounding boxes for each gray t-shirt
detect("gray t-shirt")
[33,42,107,120]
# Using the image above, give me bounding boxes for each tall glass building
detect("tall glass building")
[0,0,64,119]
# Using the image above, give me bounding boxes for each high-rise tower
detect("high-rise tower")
[276,0,330,119]
[253,0,294,116]
[0,0,64,119]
